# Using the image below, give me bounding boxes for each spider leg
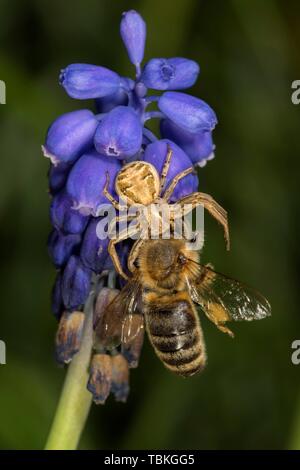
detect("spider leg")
[168,204,192,240]
[108,214,136,238]
[103,171,124,211]
[177,192,230,250]
[127,238,145,273]
[163,166,194,201]
[159,145,173,195]
[108,224,140,280]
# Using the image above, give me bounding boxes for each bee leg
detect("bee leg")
[177,192,230,250]
[127,238,144,273]
[202,301,235,338]
[216,324,235,338]
[201,304,234,338]
[108,225,140,280]
[159,145,173,195]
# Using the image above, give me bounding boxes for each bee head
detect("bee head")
[138,239,199,289]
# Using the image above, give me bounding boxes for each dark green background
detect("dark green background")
[0,0,300,450]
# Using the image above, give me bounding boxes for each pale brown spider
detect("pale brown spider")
[103,146,230,280]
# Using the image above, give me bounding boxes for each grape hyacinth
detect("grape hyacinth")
[43,10,217,405]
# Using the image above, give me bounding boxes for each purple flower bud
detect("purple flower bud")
[61,255,92,310]
[60,64,121,99]
[55,311,85,364]
[94,106,142,159]
[141,58,199,90]
[48,229,81,268]
[111,354,130,403]
[158,91,217,134]
[80,218,109,273]
[95,88,128,114]
[135,81,147,98]
[50,190,89,234]
[48,163,71,195]
[51,273,63,319]
[66,150,121,215]
[43,109,98,165]
[87,354,112,405]
[142,139,198,201]
[160,119,215,165]
[120,10,146,67]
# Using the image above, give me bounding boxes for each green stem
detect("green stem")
[45,286,96,450]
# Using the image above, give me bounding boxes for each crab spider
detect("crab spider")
[103,146,230,280]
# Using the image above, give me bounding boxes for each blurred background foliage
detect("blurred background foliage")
[0,0,300,450]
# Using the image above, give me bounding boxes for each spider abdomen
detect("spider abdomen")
[115,161,160,205]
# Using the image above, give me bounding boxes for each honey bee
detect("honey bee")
[94,238,271,377]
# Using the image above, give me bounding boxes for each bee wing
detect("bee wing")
[94,275,144,350]
[122,312,145,346]
[188,264,271,334]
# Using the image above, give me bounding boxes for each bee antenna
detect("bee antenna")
[186,257,201,266]
[186,258,215,273]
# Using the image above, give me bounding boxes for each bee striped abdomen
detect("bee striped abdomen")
[145,293,206,377]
